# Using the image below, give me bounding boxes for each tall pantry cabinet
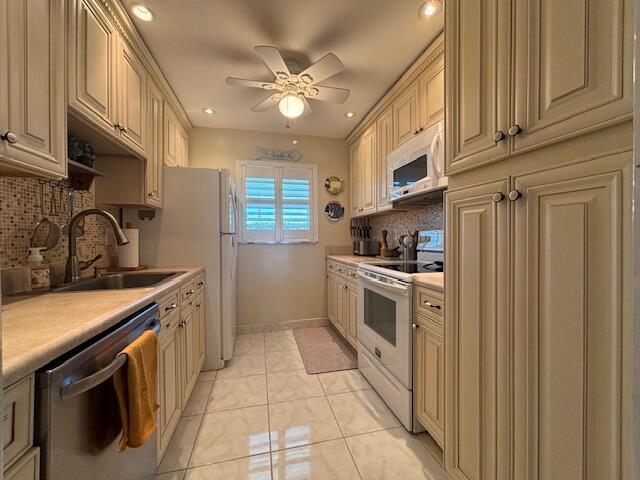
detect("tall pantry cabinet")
[444,0,634,479]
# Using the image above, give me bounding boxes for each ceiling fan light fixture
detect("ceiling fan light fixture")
[278,93,305,119]
[130,3,155,22]
[417,0,443,19]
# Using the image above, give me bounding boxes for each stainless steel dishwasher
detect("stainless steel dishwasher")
[35,303,160,480]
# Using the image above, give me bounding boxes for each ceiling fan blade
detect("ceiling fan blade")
[254,46,290,77]
[310,86,350,104]
[226,77,275,89]
[299,53,344,84]
[300,96,314,117]
[250,94,280,112]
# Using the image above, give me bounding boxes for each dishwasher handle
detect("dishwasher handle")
[60,316,160,401]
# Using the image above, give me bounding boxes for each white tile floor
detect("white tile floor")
[156,330,450,480]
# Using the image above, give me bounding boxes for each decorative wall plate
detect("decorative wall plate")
[324,176,344,195]
[324,201,345,221]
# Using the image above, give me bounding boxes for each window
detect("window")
[238,161,318,244]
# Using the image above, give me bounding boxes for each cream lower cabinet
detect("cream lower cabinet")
[179,303,199,404]
[195,291,206,370]
[2,375,37,479]
[327,262,358,349]
[445,151,632,479]
[4,448,39,480]
[0,0,67,178]
[157,313,182,458]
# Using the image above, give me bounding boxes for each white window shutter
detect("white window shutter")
[240,164,277,243]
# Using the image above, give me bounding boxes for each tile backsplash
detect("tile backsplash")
[369,200,444,248]
[0,177,115,271]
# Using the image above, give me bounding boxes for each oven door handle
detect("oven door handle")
[60,318,160,400]
[358,272,411,295]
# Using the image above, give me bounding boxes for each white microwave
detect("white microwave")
[387,121,446,202]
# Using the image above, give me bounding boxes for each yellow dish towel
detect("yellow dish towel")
[113,329,160,452]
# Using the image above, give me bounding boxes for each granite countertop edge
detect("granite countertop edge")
[2,266,203,386]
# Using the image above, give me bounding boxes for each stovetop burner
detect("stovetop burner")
[372,261,443,273]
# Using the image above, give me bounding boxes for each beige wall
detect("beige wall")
[189,127,351,327]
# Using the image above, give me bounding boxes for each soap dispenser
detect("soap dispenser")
[27,247,50,292]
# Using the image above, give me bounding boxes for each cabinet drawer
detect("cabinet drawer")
[334,263,347,276]
[327,261,338,274]
[180,279,196,303]
[415,286,444,323]
[5,447,39,480]
[345,267,358,282]
[3,376,34,470]
[159,309,180,337]
[158,289,179,319]
[195,272,205,291]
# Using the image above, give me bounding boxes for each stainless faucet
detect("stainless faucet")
[64,209,129,283]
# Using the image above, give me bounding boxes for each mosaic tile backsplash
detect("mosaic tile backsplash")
[0,177,115,270]
[369,200,444,248]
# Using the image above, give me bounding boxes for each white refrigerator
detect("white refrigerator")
[128,167,238,370]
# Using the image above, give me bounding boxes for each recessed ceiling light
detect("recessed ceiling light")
[130,3,155,22]
[345,112,356,118]
[292,139,299,145]
[417,0,443,19]
[202,107,215,115]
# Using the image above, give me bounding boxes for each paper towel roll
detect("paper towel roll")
[117,228,139,268]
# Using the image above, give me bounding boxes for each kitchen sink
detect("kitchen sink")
[52,272,184,292]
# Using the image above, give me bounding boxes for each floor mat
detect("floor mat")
[293,326,358,374]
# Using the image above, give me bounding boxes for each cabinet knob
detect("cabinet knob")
[148,192,154,197]
[1,131,17,144]
[412,323,418,331]
[508,189,522,201]
[492,192,505,203]
[507,124,522,137]
[492,131,505,142]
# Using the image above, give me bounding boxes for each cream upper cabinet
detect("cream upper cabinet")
[511,152,632,479]
[418,57,445,130]
[414,314,444,448]
[350,139,362,215]
[360,125,376,214]
[157,315,182,458]
[177,125,189,167]
[67,0,118,138]
[376,108,393,211]
[164,106,183,167]
[0,0,67,178]
[445,179,510,480]
[117,39,146,156]
[145,80,163,208]
[511,0,632,153]
[445,0,510,174]
[392,82,419,147]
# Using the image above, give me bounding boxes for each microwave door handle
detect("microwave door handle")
[430,131,443,178]
[358,272,410,294]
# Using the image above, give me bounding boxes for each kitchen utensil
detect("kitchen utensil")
[380,230,389,257]
[31,181,60,251]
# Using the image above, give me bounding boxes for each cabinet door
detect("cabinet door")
[334,279,346,336]
[327,274,336,324]
[418,57,445,130]
[376,108,393,211]
[164,107,179,167]
[360,125,376,214]
[512,152,631,479]
[67,0,118,137]
[158,318,182,457]
[393,83,419,147]
[177,126,189,167]
[445,179,510,480]
[511,0,632,154]
[4,447,39,480]
[415,316,444,447]
[180,306,199,404]
[117,39,146,155]
[346,283,358,349]
[145,80,163,207]
[445,0,510,174]
[0,0,66,178]
[350,140,362,215]
[195,292,205,369]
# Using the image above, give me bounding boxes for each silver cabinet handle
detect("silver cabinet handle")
[198,281,205,287]
[493,131,505,142]
[424,301,441,310]
[185,289,195,296]
[1,131,17,144]
[508,124,522,137]
[508,190,522,201]
[492,192,505,203]
[164,303,177,311]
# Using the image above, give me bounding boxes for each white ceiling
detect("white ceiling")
[124,0,443,138]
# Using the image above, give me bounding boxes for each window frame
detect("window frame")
[237,160,318,244]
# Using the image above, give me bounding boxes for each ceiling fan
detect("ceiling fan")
[225,46,350,119]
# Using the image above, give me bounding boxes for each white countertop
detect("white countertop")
[326,254,386,267]
[2,266,203,386]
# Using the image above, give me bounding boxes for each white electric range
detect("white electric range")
[356,229,443,432]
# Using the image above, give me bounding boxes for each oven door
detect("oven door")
[357,271,413,388]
